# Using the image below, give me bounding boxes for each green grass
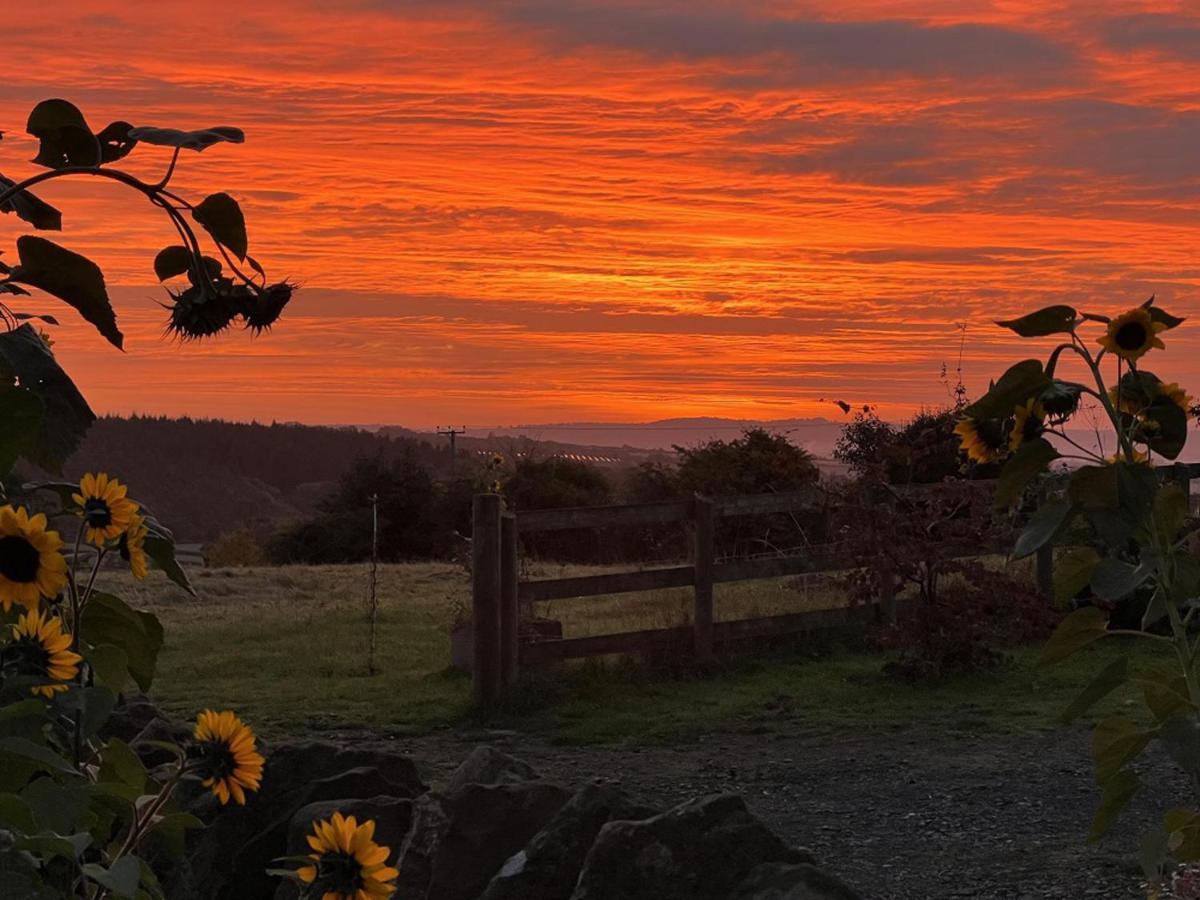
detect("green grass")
[111,562,1157,744]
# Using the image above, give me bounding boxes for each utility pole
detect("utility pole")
[437,426,466,464]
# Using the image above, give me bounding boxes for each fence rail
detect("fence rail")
[469,462,1200,704]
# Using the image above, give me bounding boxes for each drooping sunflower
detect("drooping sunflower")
[0,505,67,611]
[1008,400,1044,452]
[191,709,265,805]
[72,473,139,546]
[120,514,149,580]
[1097,307,1167,362]
[954,417,1007,464]
[297,812,398,900]
[4,609,82,698]
[1158,382,1193,414]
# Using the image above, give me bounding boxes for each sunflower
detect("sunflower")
[72,473,139,546]
[1106,448,1151,465]
[0,505,67,611]
[954,417,1007,464]
[1158,382,1193,414]
[297,812,398,900]
[1008,400,1044,452]
[1097,307,1166,362]
[191,710,265,805]
[4,609,82,698]
[120,514,149,580]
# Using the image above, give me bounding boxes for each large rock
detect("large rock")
[102,695,165,744]
[480,781,656,900]
[571,794,813,900]
[731,862,862,900]
[174,741,426,900]
[130,716,192,768]
[397,748,569,900]
[274,795,413,900]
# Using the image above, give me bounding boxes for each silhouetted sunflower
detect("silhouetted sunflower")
[72,473,139,546]
[1097,308,1166,361]
[1159,382,1193,413]
[120,514,149,579]
[297,812,399,900]
[191,709,264,805]
[954,417,1006,464]
[5,609,82,698]
[0,505,67,611]
[1008,399,1043,452]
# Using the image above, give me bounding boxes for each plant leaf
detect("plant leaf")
[1060,656,1128,723]
[1053,546,1101,605]
[26,99,99,169]
[1013,498,1074,559]
[10,236,122,349]
[80,593,164,692]
[96,121,137,164]
[1093,717,1156,784]
[128,125,244,151]
[192,193,248,260]
[996,305,1077,337]
[1038,606,1108,666]
[995,437,1058,508]
[1089,767,1139,842]
[0,174,62,230]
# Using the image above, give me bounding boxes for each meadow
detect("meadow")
[120,561,1157,744]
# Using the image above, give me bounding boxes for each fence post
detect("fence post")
[693,495,716,662]
[500,511,519,687]
[877,555,897,626]
[472,493,503,705]
[1036,544,1054,600]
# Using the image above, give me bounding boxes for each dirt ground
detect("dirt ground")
[338,720,1185,900]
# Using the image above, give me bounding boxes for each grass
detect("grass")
[109,561,1159,744]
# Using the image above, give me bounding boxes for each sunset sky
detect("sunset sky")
[3,1,1200,428]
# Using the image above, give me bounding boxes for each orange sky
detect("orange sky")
[3,1,1200,427]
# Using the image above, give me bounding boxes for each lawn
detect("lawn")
[114,561,1156,744]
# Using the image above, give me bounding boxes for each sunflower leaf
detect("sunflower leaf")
[27,98,100,169]
[80,594,163,693]
[142,517,195,596]
[995,437,1059,508]
[996,305,1077,337]
[192,192,247,260]
[10,236,122,349]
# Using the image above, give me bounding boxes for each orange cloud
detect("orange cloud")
[1,1,1199,427]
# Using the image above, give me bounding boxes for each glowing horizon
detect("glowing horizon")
[3,1,1200,427]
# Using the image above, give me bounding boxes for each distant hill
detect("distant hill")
[20,416,448,544]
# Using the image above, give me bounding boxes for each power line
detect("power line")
[436,426,467,460]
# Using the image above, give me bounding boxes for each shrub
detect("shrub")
[205,526,269,567]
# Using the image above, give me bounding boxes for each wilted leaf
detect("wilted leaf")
[95,121,137,164]
[27,99,99,169]
[9,236,122,349]
[192,192,247,260]
[0,174,62,230]
[965,359,1049,420]
[143,516,196,595]
[129,125,244,151]
[996,305,1077,337]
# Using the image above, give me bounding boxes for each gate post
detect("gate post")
[472,493,503,705]
[693,495,716,662]
[500,511,519,687]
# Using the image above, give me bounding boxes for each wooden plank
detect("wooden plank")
[519,603,895,666]
[471,494,503,705]
[516,499,692,533]
[518,565,694,602]
[713,551,850,583]
[500,512,519,687]
[693,496,715,661]
[716,488,823,517]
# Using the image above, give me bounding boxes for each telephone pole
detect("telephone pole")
[437,426,466,463]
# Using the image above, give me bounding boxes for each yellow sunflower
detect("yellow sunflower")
[1097,308,1166,362]
[71,473,139,546]
[6,608,82,698]
[120,514,149,580]
[297,812,398,900]
[0,505,67,611]
[954,417,1007,464]
[191,710,265,805]
[1008,399,1043,452]
[1106,448,1151,465]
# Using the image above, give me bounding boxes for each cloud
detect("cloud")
[1102,13,1200,61]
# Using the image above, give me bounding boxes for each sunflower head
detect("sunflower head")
[1097,307,1166,362]
[3,609,82,698]
[190,709,264,805]
[71,473,139,547]
[120,514,149,580]
[297,812,399,900]
[1008,399,1044,452]
[1158,382,1193,414]
[954,416,1007,464]
[1106,448,1151,466]
[0,505,67,612]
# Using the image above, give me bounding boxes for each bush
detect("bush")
[206,526,269,567]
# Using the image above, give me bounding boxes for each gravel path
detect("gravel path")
[350,720,1187,899]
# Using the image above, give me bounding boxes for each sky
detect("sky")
[2,1,1200,427]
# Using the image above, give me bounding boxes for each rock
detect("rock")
[480,781,657,900]
[102,695,165,744]
[571,794,813,900]
[174,741,426,900]
[444,745,538,796]
[731,862,863,900]
[397,786,571,900]
[273,795,413,900]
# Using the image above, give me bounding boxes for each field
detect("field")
[118,561,1158,743]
